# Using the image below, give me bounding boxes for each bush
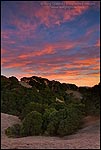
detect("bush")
[5,124,21,138]
[57,118,77,136]
[46,103,84,136]
[42,108,57,133]
[20,102,48,120]
[46,121,56,135]
[46,110,59,135]
[81,92,100,116]
[20,111,43,136]
[57,104,84,136]
[49,102,66,111]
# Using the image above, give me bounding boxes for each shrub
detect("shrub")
[46,110,59,135]
[42,108,57,133]
[49,102,66,111]
[21,102,47,119]
[5,124,21,138]
[46,121,56,135]
[57,104,84,136]
[57,118,76,136]
[20,111,43,136]
[46,103,84,136]
[81,92,100,116]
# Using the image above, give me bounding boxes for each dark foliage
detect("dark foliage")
[2,75,100,137]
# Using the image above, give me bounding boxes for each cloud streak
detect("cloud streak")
[1,1,100,86]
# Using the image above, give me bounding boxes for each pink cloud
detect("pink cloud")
[17,40,78,60]
[96,39,100,47]
[18,45,55,59]
[1,31,9,39]
[1,48,7,55]
[74,58,99,66]
[63,1,89,21]
[15,1,92,28]
[3,61,31,69]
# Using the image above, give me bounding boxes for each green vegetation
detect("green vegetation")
[20,102,48,120]
[46,103,85,136]
[79,83,100,116]
[42,107,57,133]
[5,124,21,138]
[1,75,100,138]
[57,103,84,136]
[20,111,43,136]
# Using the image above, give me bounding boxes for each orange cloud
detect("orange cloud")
[18,45,54,59]
[15,69,100,87]
[3,61,31,69]
[96,39,100,47]
[74,58,99,66]
[18,40,77,59]
[12,68,100,87]
[1,58,7,65]
[40,71,100,87]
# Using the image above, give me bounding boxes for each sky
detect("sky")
[1,1,100,87]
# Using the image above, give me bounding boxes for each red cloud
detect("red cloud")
[75,58,99,66]
[18,40,78,59]
[63,1,89,21]
[2,58,31,69]
[1,48,7,55]
[18,45,55,59]
[16,1,92,28]
[96,39,100,47]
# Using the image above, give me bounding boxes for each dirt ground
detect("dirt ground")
[1,113,100,149]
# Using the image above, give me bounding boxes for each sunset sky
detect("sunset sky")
[1,1,100,87]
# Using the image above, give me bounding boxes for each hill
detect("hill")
[1,113,100,149]
[1,75,100,138]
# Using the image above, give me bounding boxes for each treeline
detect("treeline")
[1,75,100,137]
[79,83,100,116]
